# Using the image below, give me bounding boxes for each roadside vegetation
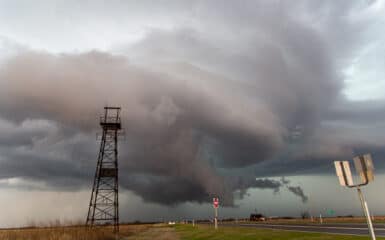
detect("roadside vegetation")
[0,224,150,240]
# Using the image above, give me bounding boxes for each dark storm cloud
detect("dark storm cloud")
[230,177,308,204]
[286,186,308,203]
[0,1,381,206]
[0,50,282,203]
[230,177,282,202]
[121,174,309,206]
[232,177,282,195]
[0,119,96,189]
[122,175,210,205]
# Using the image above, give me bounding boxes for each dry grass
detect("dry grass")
[0,224,150,240]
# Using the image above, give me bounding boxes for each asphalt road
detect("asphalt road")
[221,222,385,237]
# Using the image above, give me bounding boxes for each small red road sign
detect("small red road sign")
[213,197,219,208]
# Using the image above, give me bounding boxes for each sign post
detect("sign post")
[334,154,376,240]
[213,197,219,230]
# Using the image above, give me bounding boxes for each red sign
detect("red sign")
[213,197,219,208]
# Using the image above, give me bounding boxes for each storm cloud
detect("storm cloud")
[0,0,383,206]
[286,186,308,203]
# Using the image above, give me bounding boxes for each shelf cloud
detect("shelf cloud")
[0,0,384,206]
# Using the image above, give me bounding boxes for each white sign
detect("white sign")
[354,154,374,184]
[333,155,376,240]
[334,161,353,186]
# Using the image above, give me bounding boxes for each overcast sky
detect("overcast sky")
[1,0,385,227]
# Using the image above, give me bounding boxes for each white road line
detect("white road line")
[244,226,381,237]
[239,223,385,231]
[232,224,385,237]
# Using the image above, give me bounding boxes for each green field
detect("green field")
[175,224,385,240]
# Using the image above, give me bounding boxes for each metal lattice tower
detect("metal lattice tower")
[86,107,121,233]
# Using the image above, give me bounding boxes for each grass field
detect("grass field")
[175,224,385,240]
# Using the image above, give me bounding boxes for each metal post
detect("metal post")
[214,207,218,229]
[192,219,195,227]
[357,187,376,240]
